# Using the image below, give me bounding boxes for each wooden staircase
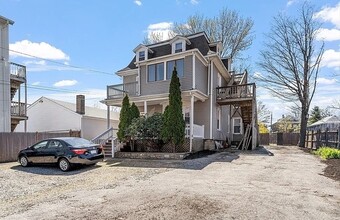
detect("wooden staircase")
[102,139,113,158]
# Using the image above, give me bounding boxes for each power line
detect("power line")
[1,46,116,76]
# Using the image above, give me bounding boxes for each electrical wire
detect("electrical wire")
[0,46,116,76]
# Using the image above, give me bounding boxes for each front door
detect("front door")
[27,140,49,163]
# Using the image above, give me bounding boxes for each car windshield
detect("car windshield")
[64,138,95,148]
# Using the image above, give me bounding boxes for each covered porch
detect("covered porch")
[103,90,208,152]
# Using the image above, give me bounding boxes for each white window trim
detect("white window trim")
[137,48,148,61]
[172,39,186,54]
[233,117,243,134]
[146,62,165,83]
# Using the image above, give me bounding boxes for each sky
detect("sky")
[1,0,340,122]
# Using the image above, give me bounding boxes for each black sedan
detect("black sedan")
[18,137,104,171]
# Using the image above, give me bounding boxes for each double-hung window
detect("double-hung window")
[139,51,145,61]
[217,107,221,130]
[167,59,184,79]
[175,42,182,53]
[148,63,164,82]
[233,118,242,134]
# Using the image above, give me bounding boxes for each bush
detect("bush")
[314,147,340,159]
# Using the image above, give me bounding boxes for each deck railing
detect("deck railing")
[10,62,26,79]
[185,124,205,138]
[107,82,138,99]
[11,101,26,117]
[216,83,255,100]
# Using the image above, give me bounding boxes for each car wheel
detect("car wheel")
[19,156,29,167]
[58,158,71,172]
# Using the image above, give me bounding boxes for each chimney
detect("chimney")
[76,95,85,115]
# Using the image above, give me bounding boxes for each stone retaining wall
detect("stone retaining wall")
[114,152,189,160]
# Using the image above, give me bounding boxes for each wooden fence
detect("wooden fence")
[305,128,340,149]
[259,133,300,146]
[0,130,80,163]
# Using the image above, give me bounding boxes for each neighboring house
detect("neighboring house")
[15,96,119,140]
[102,32,258,151]
[272,115,300,133]
[0,15,27,132]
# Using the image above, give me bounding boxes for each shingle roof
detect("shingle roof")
[118,32,218,73]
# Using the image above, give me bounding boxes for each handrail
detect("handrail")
[216,83,256,100]
[91,127,116,145]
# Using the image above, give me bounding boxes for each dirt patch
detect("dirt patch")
[300,147,340,182]
[323,159,340,182]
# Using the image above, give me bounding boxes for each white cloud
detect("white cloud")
[9,40,70,60]
[286,0,296,7]
[190,0,199,5]
[313,3,340,28]
[31,81,41,86]
[321,49,340,69]
[316,28,340,41]
[317,77,337,85]
[147,22,174,42]
[54,80,78,87]
[134,0,142,6]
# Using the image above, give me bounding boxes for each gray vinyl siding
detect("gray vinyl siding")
[195,57,208,95]
[140,55,193,96]
[194,100,210,139]
[212,63,230,140]
[123,75,137,84]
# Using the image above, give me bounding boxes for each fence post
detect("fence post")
[325,128,328,147]
[311,130,314,149]
[316,129,321,149]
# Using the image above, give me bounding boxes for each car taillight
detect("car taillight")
[72,149,87,155]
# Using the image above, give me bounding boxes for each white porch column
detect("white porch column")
[107,105,110,129]
[144,100,147,116]
[189,95,194,152]
[209,61,214,139]
[192,52,196,89]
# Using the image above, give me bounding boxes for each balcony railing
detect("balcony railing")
[107,82,138,99]
[11,101,26,117]
[216,83,255,100]
[10,62,26,79]
[185,124,205,138]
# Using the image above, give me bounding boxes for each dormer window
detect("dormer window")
[175,42,182,53]
[139,51,145,61]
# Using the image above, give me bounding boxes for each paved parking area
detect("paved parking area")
[0,146,339,220]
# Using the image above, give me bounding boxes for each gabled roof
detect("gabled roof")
[307,115,340,131]
[29,97,119,120]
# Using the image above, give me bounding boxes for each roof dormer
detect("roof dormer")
[133,44,154,62]
[209,41,223,56]
[169,36,191,54]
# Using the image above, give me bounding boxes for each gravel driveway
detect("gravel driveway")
[0,145,339,220]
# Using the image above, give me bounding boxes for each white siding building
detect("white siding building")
[15,97,119,140]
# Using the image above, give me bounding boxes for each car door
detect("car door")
[41,140,64,163]
[27,140,49,163]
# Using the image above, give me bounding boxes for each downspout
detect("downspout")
[210,59,214,139]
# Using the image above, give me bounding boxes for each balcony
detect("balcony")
[11,101,26,117]
[216,83,255,105]
[107,82,138,99]
[10,62,26,81]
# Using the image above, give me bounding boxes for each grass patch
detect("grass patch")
[314,147,340,159]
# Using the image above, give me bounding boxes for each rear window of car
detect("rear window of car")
[63,138,95,148]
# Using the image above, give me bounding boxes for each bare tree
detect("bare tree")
[143,31,176,45]
[257,101,271,123]
[256,3,324,147]
[173,8,254,61]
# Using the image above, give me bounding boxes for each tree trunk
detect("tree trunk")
[299,106,308,148]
